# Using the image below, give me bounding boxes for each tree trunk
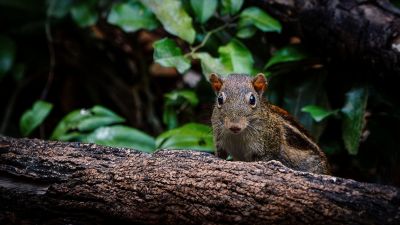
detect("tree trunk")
[256,0,400,74]
[0,136,399,224]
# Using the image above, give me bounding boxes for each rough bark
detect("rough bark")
[0,136,399,225]
[256,0,400,74]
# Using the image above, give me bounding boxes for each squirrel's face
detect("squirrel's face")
[210,73,267,135]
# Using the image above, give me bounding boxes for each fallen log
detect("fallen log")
[256,0,400,74]
[0,136,399,224]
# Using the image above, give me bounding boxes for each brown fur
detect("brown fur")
[210,73,330,174]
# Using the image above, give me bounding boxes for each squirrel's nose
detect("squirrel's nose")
[229,126,242,133]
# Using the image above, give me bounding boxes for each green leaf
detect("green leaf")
[194,40,254,78]
[83,125,156,153]
[0,35,16,79]
[50,105,125,140]
[20,100,53,136]
[50,109,92,140]
[91,105,123,118]
[70,1,98,27]
[77,116,125,132]
[78,105,125,130]
[176,90,199,106]
[163,106,178,130]
[156,123,214,152]
[341,87,368,155]
[141,0,196,43]
[301,105,337,122]
[239,7,281,33]
[193,52,231,78]
[153,38,191,73]
[236,25,257,39]
[190,0,217,24]
[265,45,309,70]
[218,39,254,74]
[107,1,158,32]
[163,90,199,129]
[221,0,244,15]
[164,90,199,106]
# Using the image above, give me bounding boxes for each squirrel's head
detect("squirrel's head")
[209,73,267,134]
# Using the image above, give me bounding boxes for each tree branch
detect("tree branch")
[0,136,399,224]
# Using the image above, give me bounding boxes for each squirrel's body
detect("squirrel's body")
[210,73,329,174]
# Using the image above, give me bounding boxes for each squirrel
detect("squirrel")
[209,73,330,174]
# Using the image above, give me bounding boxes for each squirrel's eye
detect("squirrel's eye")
[217,92,225,108]
[249,94,256,107]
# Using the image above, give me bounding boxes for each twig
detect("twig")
[185,18,238,57]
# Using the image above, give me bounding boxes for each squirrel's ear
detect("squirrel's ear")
[252,73,268,95]
[209,73,223,92]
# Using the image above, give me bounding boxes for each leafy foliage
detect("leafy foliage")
[107,1,158,32]
[50,105,157,152]
[193,53,231,78]
[83,125,156,153]
[265,45,308,70]
[153,38,191,73]
[302,105,337,122]
[163,90,199,129]
[20,101,53,137]
[193,39,255,77]
[1,0,396,185]
[156,123,213,152]
[341,87,368,155]
[7,0,369,155]
[51,105,125,141]
[141,0,196,43]
[70,0,98,27]
[218,39,254,74]
[49,105,209,153]
[220,0,244,15]
[237,6,281,38]
[190,0,217,24]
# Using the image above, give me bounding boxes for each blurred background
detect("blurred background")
[1,0,400,187]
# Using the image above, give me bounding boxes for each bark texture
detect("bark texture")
[0,136,399,224]
[256,0,400,74]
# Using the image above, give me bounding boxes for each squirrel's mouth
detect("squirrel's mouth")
[224,117,248,134]
[228,125,243,134]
